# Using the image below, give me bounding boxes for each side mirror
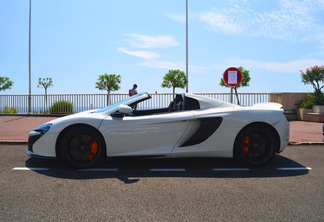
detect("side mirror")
[118,104,133,114]
[111,105,133,117]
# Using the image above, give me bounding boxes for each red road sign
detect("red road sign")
[223,67,242,87]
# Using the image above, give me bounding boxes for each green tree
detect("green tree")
[0,76,14,92]
[37,77,53,110]
[300,65,324,105]
[161,69,188,98]
[220,66,251,105]
[37,77,53,95]
[300,65,324,95]
[95,73,121,105]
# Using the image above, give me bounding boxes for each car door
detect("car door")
[99,111,195,157]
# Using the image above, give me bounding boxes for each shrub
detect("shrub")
[1,106,18,114]
[296,93,324,109]
[49,101,73,114]
[314,93,324,105]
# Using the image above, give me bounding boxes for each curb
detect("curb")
[0,140,28,145]
[288,142,324,146]
[0,114,65,117]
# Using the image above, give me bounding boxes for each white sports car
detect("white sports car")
[28,92,290,168]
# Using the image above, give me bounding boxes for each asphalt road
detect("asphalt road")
[1,144,323,222]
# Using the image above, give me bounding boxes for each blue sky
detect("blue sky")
[1,0,324,95]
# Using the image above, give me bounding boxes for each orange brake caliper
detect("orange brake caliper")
[243,137,249,154]
[88,140,98,160]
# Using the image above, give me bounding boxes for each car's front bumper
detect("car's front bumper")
[27,121,58,158]
[27,150,56,160]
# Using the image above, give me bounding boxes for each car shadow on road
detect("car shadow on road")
[25,155,310,184]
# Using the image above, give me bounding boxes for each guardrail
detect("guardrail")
[0,92,270,114]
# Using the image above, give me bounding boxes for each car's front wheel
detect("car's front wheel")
[234,124,278,166]
[59,126,105,168]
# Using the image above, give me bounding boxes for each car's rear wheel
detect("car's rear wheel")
[234,124,278,166]
[59,126,105,168]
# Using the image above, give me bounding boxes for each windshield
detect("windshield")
[94,92,150,113]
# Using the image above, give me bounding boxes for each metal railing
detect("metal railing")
[0,92,270,114]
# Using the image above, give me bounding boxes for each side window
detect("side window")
[131,100,170,116]
[184,97,200,110]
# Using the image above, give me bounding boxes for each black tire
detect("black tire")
[59,126,105,168]
[234,124,278,166]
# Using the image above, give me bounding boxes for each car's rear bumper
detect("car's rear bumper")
[277,118,290,152]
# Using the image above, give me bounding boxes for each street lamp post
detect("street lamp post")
[28,0,32,114]
[185,0,188,93]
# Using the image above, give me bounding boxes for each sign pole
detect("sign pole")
[230,87,233,103]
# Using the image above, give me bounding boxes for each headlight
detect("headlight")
[33,123,53,136]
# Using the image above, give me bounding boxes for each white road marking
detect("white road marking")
[77,168,118,172]
[277,167,312,171]
[212,168,250,171]
[11,167,312,172]
[149,168,186,172]
[12,167,49,171]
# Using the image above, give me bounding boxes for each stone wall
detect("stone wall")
[269,92,307,110]
[270,92,324,122]
[270,92,307,120]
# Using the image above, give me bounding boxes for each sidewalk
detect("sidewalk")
[0,115,323,144]
[0,116,57,143]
